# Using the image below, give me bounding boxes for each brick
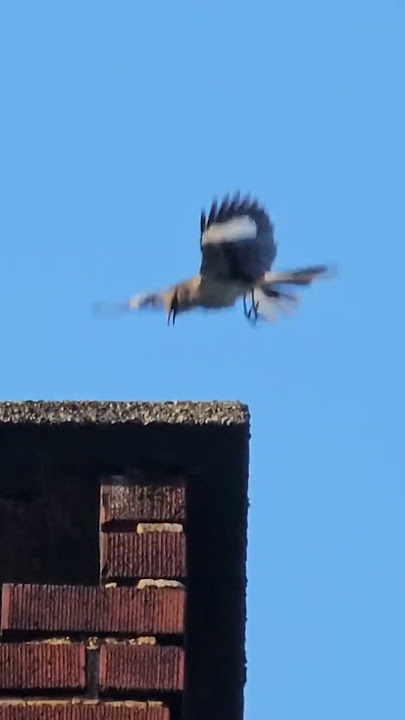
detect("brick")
[101,533,186,580]
[0,642,85,690]
[100,482,185,524]
[0,703,169,720]
[99,645,184,692]
[2,584,184,635]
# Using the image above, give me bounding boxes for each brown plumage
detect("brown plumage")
[94,193,334,325]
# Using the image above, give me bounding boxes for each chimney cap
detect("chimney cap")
[0,400,249,427]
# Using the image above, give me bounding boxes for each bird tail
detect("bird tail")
[249,264,335,323]
[262,264,334,286]
[250,286,298,323]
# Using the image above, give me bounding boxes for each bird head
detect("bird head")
[164,279,198,326]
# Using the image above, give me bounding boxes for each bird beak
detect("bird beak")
[167,295,178,326]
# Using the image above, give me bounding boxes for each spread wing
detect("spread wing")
[199,193,277,283]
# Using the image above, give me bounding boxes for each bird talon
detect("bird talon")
[243,295,259,324]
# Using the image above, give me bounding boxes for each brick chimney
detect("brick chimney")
[0,401,249,720]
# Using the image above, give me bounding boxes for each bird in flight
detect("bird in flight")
[94,193,333,325]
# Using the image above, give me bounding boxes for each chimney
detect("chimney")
[0,401,249,720]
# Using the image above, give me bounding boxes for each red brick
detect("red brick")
[0,643,85,690]
[1,584,184,635]
[99,645,184,692]
[101,533,186,580]
[100,483,185,524]
[0,704,169,720]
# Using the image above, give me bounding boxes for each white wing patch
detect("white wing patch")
[93,291,165,315]
[127,291,166,310]
[202,215,257,245]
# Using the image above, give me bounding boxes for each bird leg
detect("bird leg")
[243,290,259,324]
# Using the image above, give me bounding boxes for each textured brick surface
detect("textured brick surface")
[0,704,169,720]
[0,643,85,690]
[2,584,184,635]
[0,399,249,720]
[101,533,186,580]
[99,645,184,692]
[100,483,185,524]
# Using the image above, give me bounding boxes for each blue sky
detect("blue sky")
[0,1,404,717]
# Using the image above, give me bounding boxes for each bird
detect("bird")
[94,193,333,326]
